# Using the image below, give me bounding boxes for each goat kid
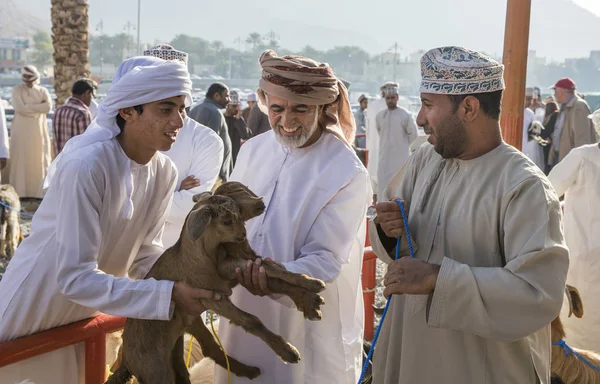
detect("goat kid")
[551,284,600,384]
[107,191,326,384]
[0,184,23,258]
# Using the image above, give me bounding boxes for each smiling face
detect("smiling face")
[120,95,186,152]
[416,93,469,158]
[264,93,322,148]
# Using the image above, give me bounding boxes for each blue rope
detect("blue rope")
[553,340,600,372]
[358,200,414,384]
[0,200,34,218]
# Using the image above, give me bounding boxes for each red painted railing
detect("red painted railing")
[0,314,126,384]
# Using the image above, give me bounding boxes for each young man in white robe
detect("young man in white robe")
[0,57,220,384]
[142,45,224,248]
[366,82,398,201]
[548,108,600,352]
[369,46,568,384]
[375,86,419,197]
[215,49,372,384]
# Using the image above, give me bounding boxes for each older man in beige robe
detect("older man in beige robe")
[9,65,52,198]
[369,46,568,384]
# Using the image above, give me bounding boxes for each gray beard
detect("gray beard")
[273,124,318,148]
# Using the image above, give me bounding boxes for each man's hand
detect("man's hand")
[179,175,200,191]
[383,257,440,297]
[376,198,407,238]
[172,281,222,315]
[0,158,7,171]
[236,258,278,296]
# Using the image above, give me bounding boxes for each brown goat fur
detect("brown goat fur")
[0,184,22,258]
[106,183,327,384]
[551,285,600,384]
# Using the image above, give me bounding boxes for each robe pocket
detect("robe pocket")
[407,294,429,317]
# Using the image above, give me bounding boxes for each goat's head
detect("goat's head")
[551,284,584,342]
[185,195,247,244]
[213,182,265,221]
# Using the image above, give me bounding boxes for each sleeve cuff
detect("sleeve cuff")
[157,280,175,321]
[426,257,454,328]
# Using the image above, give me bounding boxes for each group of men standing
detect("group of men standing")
[0,43,591,384]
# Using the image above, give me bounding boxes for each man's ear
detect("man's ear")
[462,96,481,122]
[119,107,136,123]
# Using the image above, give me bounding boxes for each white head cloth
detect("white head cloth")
[44,56,193,219]
[589,108,600,134]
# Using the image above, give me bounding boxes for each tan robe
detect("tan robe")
[9,83,52,198]
[369,142,568,384]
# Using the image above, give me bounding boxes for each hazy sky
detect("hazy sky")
[573,0,600,16]
[16,0,600,60]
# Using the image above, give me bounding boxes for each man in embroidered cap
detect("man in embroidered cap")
[547,109,600,353]
[216,49,371,384]
[0,57,220,384]
[366,81,399,201]
[375,84,419,197]
[9,64,52,198]
[369,46,568,384]
[143,44,224,248]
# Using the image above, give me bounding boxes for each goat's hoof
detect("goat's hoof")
[240,365,261,379]
[305,309,322,321]
[279,343,301,364]
[304,278,326,293]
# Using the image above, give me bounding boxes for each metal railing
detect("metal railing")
[0,314,126,384]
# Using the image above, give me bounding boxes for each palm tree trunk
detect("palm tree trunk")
[51,0,90,106]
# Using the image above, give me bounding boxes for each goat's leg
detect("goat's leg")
[203,297,301,364]
[268,278,325,321]
[132,355,176,384]
[171,336,191,384]
[186,317,261,379]
[219,253,326,293]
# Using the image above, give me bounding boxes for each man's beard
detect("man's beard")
[273,115,319,148]
[431,113,468,158]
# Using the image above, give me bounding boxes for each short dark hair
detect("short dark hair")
[447,90,503,120]
[206,82,228,99]
[72,78,96,96]
[116,105,143,132]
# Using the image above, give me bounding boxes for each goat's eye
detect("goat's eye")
[223,220,233,226]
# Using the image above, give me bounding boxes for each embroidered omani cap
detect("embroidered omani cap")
[419,46,505,95]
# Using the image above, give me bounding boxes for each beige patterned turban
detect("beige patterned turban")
[258,49,355,146]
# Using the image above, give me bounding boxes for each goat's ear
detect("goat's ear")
[192,192,212,203]
[566,285,584,318]
[186,206,215,241]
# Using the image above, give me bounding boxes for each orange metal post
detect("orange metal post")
[500,0,532,150]
[362,247,377,341]
[86,333,108,384]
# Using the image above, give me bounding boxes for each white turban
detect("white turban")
[44,57,193,218]
[22,65,40,83]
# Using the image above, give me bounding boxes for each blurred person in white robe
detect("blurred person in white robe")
[375,85,419,196]
[366,82,398,200]
[548,108,600,352]
[215,49,371,384]
[143,44,224,248]
[0,57,220,384]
